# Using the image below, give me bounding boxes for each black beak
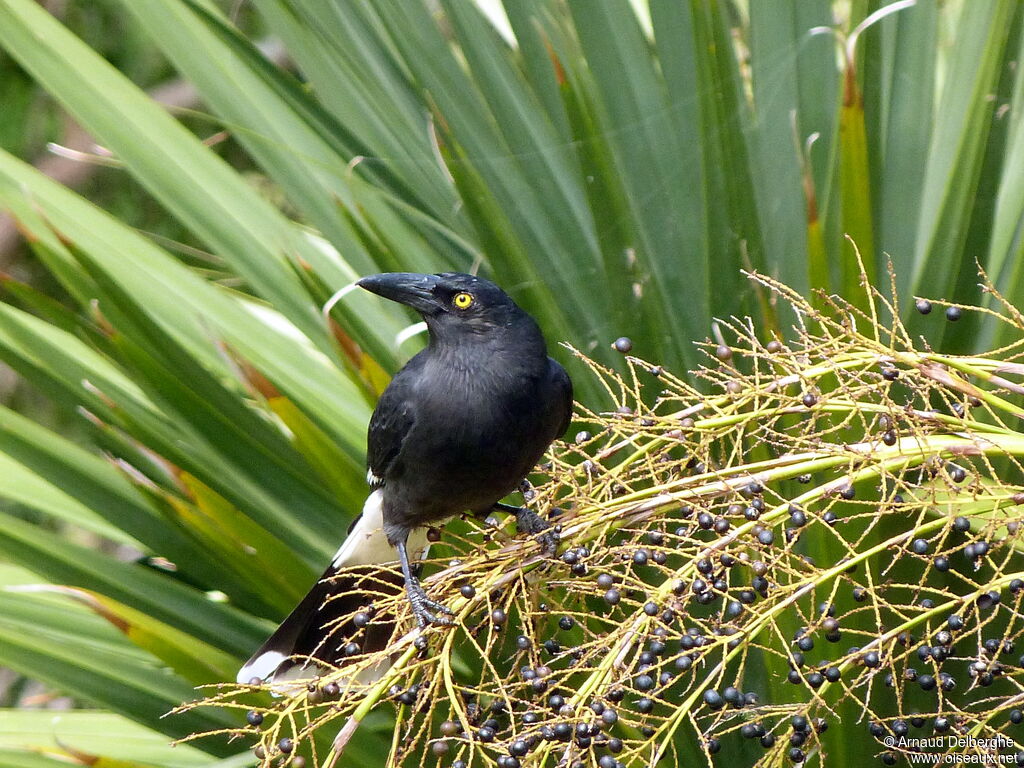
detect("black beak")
[357,273,443,315]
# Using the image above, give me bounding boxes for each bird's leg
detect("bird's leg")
[493,479,560,557]
[395,538,453,628]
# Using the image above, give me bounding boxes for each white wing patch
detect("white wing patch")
[239,489,439,687]
[236,650,285,685]
[331,490,432,568]
[332,490,390,567]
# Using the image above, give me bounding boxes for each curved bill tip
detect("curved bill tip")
[357,272,442,314]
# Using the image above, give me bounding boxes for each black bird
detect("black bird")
[238,272,572,684]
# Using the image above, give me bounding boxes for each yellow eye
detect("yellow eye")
[453,292,474,309]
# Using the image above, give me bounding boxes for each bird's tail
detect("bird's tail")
[236,490,426,686]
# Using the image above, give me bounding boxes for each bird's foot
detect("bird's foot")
[406,578,454,628]
[518,478,537,502]
[514,506,560,557]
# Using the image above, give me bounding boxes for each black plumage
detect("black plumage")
[238,272,572,683]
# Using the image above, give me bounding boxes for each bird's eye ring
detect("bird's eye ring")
[453,292,474,309]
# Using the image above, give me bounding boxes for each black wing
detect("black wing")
[366,360,421,486]
[548,357,574,439]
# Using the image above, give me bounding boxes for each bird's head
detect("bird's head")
[357,272,530,340]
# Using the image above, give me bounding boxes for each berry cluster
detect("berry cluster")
[184,273,1024,767]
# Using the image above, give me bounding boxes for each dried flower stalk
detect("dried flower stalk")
[180,265,1024,767]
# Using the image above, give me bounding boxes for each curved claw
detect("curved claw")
[414,608,455,628]
[408,582,454,627]
[513,506,559,558]
[536,526,561,558]
[421,596,454,616]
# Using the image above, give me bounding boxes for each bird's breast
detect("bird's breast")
[388,356,553,515]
